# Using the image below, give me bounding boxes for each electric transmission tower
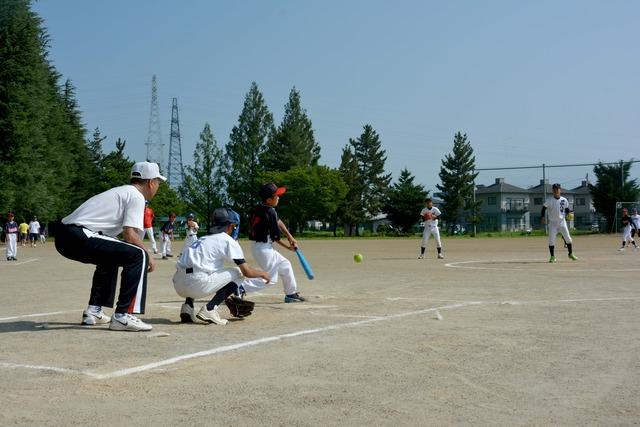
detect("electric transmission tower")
[145,75,165,171]
[167,97,185,188]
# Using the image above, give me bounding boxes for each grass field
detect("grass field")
[1,234,639,426]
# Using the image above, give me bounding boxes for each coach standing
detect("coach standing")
[55,162,165,332]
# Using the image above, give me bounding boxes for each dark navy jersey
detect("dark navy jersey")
[622,215,637,229]
[249,204,281,242]
[161,221,175,234]
[5,221,18,234]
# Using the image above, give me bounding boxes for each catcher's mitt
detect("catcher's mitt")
[224,295,255,318]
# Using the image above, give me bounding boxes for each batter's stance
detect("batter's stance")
[55,162,165,331]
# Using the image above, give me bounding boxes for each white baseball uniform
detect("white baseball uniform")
[183,220,199,248]
[173,232,266,299]
[544,196,572,246]
[420,206,442,249]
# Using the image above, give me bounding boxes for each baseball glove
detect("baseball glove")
[423,212,433,220]
[224,295,255,318]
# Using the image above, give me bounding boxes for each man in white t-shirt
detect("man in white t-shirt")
[418,198,444,259]
[55,162,165,332]
[28,217,40,247]
[172,207,270,325]
[541,183,578,263]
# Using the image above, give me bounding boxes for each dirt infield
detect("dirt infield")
[1,235,639,426]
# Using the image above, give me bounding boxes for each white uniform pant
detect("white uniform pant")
[421,225,442,248]
[622,225,633,243]
[5,234,17,258]
[548,220,572,246]
[144,227,157,252]
[173,266,267,299]
[251,242,298,295]
[161,234,172,256]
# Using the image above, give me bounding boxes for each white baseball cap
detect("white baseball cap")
[130,162,167,181]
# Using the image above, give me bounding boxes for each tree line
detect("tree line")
[1,1,637,236]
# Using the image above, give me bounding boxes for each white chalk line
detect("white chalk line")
[0,258,38,267]
[0,310,71,322]
[444,259,640,272]
[0,302,477,380]
[3,296,639,379]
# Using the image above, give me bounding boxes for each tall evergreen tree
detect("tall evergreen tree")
[182,124,226,232]
[99,138,134,192]
[350,124,392,221]
[262,87,320,171]
[589,161,639,231]
[224,82,275,226]
[0,1,90,221]
[384,169,428,232]
[337,145,363,236]
[436,132,479,233]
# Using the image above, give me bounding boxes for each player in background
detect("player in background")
[173,207,269,325]
[249,183,305,303]
[28,216,40,247]
[618,208,638,252]
[160,213,176,260]
[5,212,18,261]
[631,208,640,249]
[418,198,444,259]
[143,201,158,254]
[39,223,46,244]
[541,183,578,262]
[18,220,28,246]
[55,161,164,331]
[183,213,199,248]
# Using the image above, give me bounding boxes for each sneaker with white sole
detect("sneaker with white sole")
[417,254,424,259]
[196,305,228,325]
[82,309,111,325]
[180,303,198,323]
[109,313,152,331]
[437,253,444,259]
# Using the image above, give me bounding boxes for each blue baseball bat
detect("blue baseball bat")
[295,248,315,280]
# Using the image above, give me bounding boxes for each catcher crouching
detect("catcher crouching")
[172,207,270,325]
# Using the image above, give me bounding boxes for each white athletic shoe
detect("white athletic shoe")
[618,247,625,252]
[180,303,198,323]
[437,253,445,259]
[109,313,152,332]
[417,254,424,259]
[81,309,111,325]
[196,305,228,325]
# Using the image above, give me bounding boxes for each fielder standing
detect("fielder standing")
[4,212,18,261]
[160,213,176,260]
[172,207,269,325]
[248,183,305,303]
[618,208,638,251]
[418,198,444,259]
[28,216,40,247]
[541,183,578,262]
[183,213,199,248]
[143,201,158,254]
[55,161,165,331]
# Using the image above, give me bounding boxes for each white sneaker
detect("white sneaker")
[82,309,111,325]
[196,305,228,325]
[180,303,198,323]
[618,247,625,252]
[437,253,445,259]
[109,313,152,331]
[417,254,424,259]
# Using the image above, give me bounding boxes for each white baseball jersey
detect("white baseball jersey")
[420,206,441,227]
[544,196,569,222]
[187,221,199,236]
[62,185,145,237]
[177,232,244,275]
[631,214,640,229]
[28,221,40,234]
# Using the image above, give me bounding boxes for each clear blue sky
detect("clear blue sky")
[33,0,639,193]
